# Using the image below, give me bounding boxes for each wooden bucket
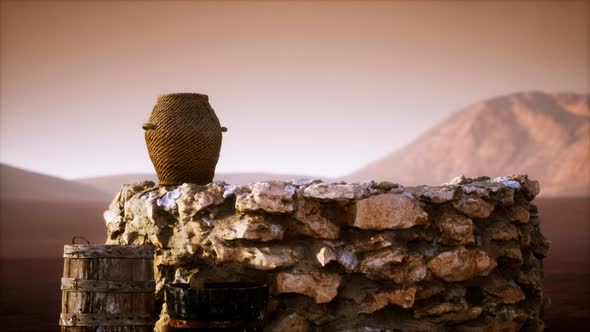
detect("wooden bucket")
[165,282,269,331]
[59,244,157,331]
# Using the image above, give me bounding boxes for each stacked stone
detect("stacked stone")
[104,175,549,332]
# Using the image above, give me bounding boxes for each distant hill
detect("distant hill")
[0,200,107,258]
[345,91,589,197]
[77,172,328,194]
[0,165,110,257]
[0,164,111,202]
[76,173,158,193]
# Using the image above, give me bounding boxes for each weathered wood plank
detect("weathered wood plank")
[59,313,156,326]
[64,245,154,259]
[62,258,71,314]
[60,244,156,330]
[67,291,88,314]
[61,278,155,293]
[63,257,71,277]
[132,258,152,282]
[132,293,155,315]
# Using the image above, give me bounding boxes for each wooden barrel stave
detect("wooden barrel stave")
[60,245,156,332]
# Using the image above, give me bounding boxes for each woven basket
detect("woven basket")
[143,93,225,185]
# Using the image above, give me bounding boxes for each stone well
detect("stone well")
[104,175,549,331]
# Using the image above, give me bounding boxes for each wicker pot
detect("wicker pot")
[143,93,226,185]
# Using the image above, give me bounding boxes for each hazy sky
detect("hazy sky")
[1,0,588,179]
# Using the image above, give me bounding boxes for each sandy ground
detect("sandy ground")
[0,200,108,258]
[0,197,588,331]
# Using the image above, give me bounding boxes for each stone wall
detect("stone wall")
[104,175,549,331]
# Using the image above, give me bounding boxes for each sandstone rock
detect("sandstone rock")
[173,266,200,284]
[405,227,436,243]
[492,187,515,206]
[353,193,428,230]
[122,189,153,223]
[393,253,429,284]
[302,182,371,201]
[336,248,359,272]
[508,205,531,223]
[488,220,519,241]
[415,283,446,301]
[120,181,156,202]
[212,243,299,270]
[432,307,483,324]
[346,233,393,253]
[104,197,125,238]
[507,175,540,199]
[221,183,237,198]
[275,272,341,303]
[279,297,336,326]
[359,249,406,276]
[177,183,225,220]
[267,313,310,332]
[437,209,474,245]
[235,181,296,213]
[315,246,337,267]
[414,299,470,318]
[154,264,175,299]
[475,306,529,331]
[516,268,543,292]
[445,178,515,206]
[154,240,204,266]
[453,312,528,332]
[531,232,551,258]
[518,223,533,247]
[450,175,501,186]
[293,198,340,239]
[154,247,198,266]
[427,248,497,282]
[489,241,524,264]
[491,176,522,189]
[156,187,182,211]
[415,185,458,203]
[359,287,416,314]
[371,181,401,191]
[291,178,321,187]
[215,214,285,242]
[111,189,175,247]
[453,195,495,219]
[153,304,169,332]
[324,315,439,332]
[461,180,507,196]
[460,185,491,198]
[441,285,467,301]
[414,297,483,323]
[361,252,428,284]
[359,287,417,313]
[339,277,380,304]
[482,276,525,304]
[105,177,547,332]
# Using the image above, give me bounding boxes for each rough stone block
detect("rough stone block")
[353,193,428,230]
[104,176,548,331]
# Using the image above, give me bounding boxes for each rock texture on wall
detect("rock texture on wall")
[104,175,549,332]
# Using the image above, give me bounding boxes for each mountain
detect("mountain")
[346,91,589,197]
[76,173,157,193]
[0,200,107,258]
[0,164,111,202]
[77,172,327,194]
[0,165,110,257]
